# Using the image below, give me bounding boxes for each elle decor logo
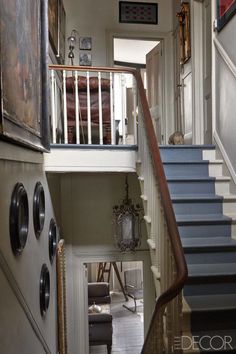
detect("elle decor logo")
[174,335,233,351]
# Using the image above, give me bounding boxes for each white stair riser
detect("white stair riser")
[202,150,216,160]
[223,200,236,215]
[215,180,230,194]
[208,163,223,177]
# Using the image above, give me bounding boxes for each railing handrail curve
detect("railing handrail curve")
[49,64,188,349]
[134,69,188,352]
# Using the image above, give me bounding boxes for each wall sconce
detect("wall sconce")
[67,29,78,65]
[113,176,143,252]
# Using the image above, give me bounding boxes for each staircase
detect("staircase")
[160,145,236,353]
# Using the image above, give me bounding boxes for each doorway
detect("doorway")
[87,261,144,354]
[113,37,165,143]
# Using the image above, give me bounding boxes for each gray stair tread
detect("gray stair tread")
[163,160,210,164]
[159,145,215,149]
[182,237,236,251]
[188,263,236,278]
[177,214,232,224]
[167,176,216,181]
[172,194,223,202]
[185,293,236,312]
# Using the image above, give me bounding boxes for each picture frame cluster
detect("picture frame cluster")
[79,37,92,66]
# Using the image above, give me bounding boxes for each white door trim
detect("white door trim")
[191,0,205,144]
[66,245,155,354]
[106,29,175,143]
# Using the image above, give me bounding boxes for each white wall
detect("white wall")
[212,4,236,179]
[0,142,58,354]
[48,172,147,248]
[64,0,173,66]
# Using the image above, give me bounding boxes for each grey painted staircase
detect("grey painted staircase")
[160,145,236,353]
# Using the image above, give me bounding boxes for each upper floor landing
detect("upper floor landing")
[45,65,142,173]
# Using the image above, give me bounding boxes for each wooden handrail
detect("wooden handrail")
[49,64,188,349]
[134,69,188,352]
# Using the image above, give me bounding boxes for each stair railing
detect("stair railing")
[49,65,187,352]
[49,65,138,146]
[134,71,188,353]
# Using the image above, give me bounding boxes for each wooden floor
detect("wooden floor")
[89,291,144,354]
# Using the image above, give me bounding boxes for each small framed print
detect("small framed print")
[119,1,158,25]
[79,52,92,66]
[217,0,236,31]
[79,37,92,50]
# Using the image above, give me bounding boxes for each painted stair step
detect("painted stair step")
[163,160,223,178]
[183,236,236,265]
[163,161,210,177]
[159,145,215,162]
[178,223,232,238]
[168,177,216,195]
[182,236,236,252]
[187,262,236,282]
[177,214,232,226]
[172,194,223,215]
[177,214,232,237]
[181,237,236,253]
[184,281,236,296]
[186,294,236,331]
[185,263,236,295]
[167,176,230,195]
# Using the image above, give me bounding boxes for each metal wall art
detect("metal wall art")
[9,183,29,255]
[49,218,57,263]
[33,182,45,238]
[40,264,50,316]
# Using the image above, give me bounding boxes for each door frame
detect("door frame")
[106,29,175,143]
[66,245,155,354]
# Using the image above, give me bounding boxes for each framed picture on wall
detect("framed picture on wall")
[79,37,92,50]
[217,0,236,31]
[119,1,158,24]
[177,2,191,65]
[79,53,92,66]
[49,0,58,56]
[49,0,66,64]
[0,0,49,151]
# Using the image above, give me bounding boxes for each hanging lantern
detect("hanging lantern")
[113,176,143,252]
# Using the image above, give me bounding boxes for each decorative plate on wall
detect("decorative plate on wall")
[9,183,29,255]
[49,218,57,263]
[40,264,50,316]
[33,182,45,238]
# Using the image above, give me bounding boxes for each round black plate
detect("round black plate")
[33,182,45,238]
[49,218,57,263]
[9,183,29,255]
[40,264,50,316]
